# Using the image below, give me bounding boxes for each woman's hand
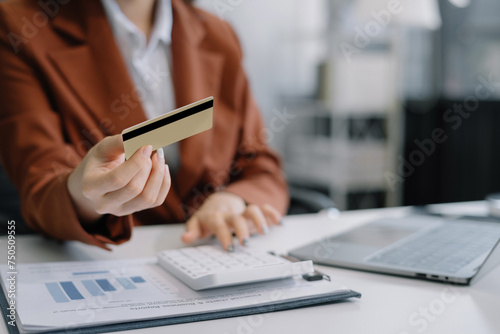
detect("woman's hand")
[68,135,171,225]
[181,192,282,251]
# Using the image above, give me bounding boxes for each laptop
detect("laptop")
[289,215,500,285]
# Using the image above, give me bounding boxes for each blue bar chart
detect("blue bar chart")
[95,279,116,292]
[44,283,69,303]
[73,271,110,276]
[45,275,147,303]
[60,281,84,300]
[82,280,104,297]
[130,276,146,283]
[116,277,137,290]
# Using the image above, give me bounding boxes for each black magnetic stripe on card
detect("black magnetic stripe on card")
[122,99,213,141]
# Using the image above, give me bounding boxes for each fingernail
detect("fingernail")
[228,244,234,253]
[263,225,270,234]
[156,148,164,161]
[242,238,249,247]
[279,219,283,225]
[142,145,153,157]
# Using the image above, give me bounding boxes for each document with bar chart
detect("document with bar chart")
[0,258,358,333]
[0,258,186,333]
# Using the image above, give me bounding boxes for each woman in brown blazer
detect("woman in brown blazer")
[0,0,288,251]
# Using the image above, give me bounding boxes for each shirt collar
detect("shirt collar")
[152,0,172,45]
[101,0,172,49]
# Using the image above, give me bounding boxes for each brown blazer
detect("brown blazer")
[0,0,288,249]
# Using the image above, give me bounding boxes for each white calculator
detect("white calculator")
[157,245,314,290]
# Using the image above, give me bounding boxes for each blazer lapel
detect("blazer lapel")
[171,0,224,200]
[47,1,147,137]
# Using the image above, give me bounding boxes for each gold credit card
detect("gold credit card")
[122,97,214,160]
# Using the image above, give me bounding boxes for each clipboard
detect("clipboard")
[0,259,361,334]
[0,286,360,334]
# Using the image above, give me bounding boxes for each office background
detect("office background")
[1,0,499,231]
[197,0,500,210]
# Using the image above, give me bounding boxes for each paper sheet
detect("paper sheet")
[0,258,350,333]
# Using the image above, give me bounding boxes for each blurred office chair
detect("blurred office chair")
[287,185,337,215]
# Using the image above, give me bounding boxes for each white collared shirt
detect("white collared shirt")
[101,0,180,170]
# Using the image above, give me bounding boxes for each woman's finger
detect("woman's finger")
[154,164,171,207]
[182,216,201,244]
[261,204,282,226]
[228,214,250,246]
[117,150,167,214]
[89,145,153,195]
[131,150,165,206]
[243,204,268,235]
[98,156,153,213]
[211,213,234,251]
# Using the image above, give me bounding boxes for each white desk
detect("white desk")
[1,202,499,334]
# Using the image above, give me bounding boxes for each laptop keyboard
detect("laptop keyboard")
[367,222,500,274]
